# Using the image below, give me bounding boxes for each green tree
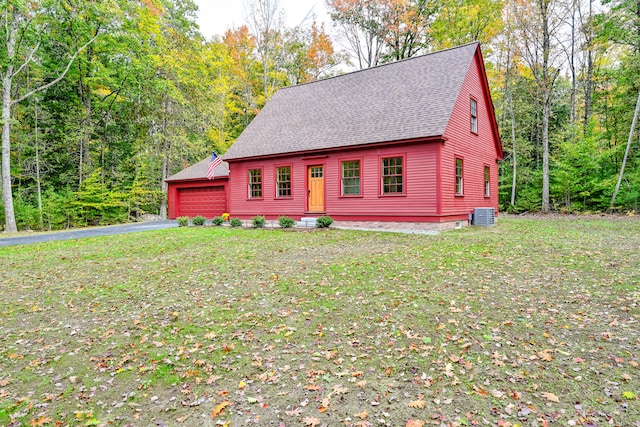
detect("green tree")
[1,0,99,232]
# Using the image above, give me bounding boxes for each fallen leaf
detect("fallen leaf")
[408,399,426,409]
[211,401,230,418]
[333,385,349,394]
[30,417,52,427]
[354,409,368,419]
[490,389,506,398]
[541,392,560,403]
[406,420,425,427]
[303,416,320,426]
[538,350,554,362]
[285,407,303,416]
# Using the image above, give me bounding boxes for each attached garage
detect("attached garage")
[165,158,229,219]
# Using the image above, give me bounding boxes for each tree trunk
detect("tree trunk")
[569,0,576,124]
[159,98,170,219]
[35,103,43,228]
[510,106,517,207]
[540,0,555,214]
[1,14,19,233]
[160,154,168,219]
[2,75,18,233]
[583,0,594,128]
[541,95,551,213]
[610,91,640,209]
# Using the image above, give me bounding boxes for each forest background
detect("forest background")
[1,0,639,233]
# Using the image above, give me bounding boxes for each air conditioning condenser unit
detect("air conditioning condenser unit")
[472,208,495,226]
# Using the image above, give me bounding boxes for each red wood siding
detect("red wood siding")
[227,143,441,221]
[440,52,501,217]
[228,159,309,218]
[167,179,228,219]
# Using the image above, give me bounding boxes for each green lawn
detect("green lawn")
[0,217,638,427]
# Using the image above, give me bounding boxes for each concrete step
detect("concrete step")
[297,217,317,227]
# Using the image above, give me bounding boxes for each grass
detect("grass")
[0,217,638,426]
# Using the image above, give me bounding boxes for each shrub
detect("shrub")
[229,218,243,227]
[252,215,266,228]
[177,216,189,227]
[14,196,42,231]
[211,216,224,226]
[73,169,127,226]
[192,215,206,226]
[278,216,296,228]
[42,188,81,230]
[316,215,334,228]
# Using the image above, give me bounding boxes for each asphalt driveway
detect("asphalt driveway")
[0,220,178,247]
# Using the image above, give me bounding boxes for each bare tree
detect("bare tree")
[245,0,285,100]
[326,0,389,69]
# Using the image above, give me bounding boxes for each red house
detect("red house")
[221,43,503,227]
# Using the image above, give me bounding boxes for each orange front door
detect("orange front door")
[307,165,324,212]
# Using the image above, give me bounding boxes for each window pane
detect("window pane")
[382,157,403,194]
[455,158,463,195]
[277,166,291,197]
[484,166,490,197]
[471,99,478,133]
[249,169,262,198]
[342,160,361,195]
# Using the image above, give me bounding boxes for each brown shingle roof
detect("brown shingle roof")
[223,43,479,161]
[165,157,229,182]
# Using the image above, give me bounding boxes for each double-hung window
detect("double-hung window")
[341,160,361,196]
[455,158,464,195]
[381,156,404,195]
[276,166,291,198]
[471,98,478,134]
[484,166,490,197]
[248,169,262,199]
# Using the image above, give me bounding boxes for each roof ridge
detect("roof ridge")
[277,42,480,91]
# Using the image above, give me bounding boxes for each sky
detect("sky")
[192,0,331,39]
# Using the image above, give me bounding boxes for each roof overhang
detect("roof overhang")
[165,176,229,184]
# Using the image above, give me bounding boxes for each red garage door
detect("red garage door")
[177,186,226,218]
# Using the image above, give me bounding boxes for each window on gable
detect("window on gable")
[276,166,291,198]
[484,166,490,197]
[455,158,464,195]
[248,169,262,199]
[382,156,403,195]
[471,98,478,134]
[341,160,361,196]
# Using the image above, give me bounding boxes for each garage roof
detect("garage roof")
[165,157,229,182]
